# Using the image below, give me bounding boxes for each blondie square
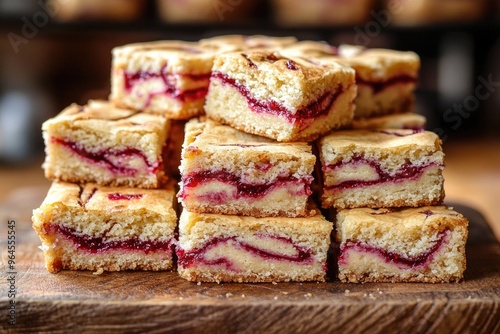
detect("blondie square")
[32,182,178,273]
[319,129,445,209]
[335,206,468,283]
[204,50,356,142]
[42,100,169,188]
[179,118,316,217]
[111,40,225,119]
[177,210,333,283]
[282,41,420,118]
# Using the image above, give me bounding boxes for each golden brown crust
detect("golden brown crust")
[352,112,426,130]
[336,206,468,235]
[282,41,420,81]
[112,40,224,74]
[199,35,298,51]
[183,118,314,156]
[34,181,177,215]
[43,100,168,135]
[320,129,442,151]
[111,97,206,120]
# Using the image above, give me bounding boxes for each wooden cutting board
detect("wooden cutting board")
[0,187,499,333]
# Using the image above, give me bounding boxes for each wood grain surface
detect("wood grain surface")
[0,188,498,334]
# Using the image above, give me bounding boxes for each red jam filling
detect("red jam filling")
[177,235,314,270]
[123,66,210,103]
[356,74,416,94]
[179,170,313,200]
[52,137,159,176]
[211,72,344,124]
[108,193,144,201]
[286,60,299,70]
[420,210,434,217]
[49,224,173,254]
[324,154,441,190]
[339,229,449,268]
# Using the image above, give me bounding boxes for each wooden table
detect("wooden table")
[0,139,499,333]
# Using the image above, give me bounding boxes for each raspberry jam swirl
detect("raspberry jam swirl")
[179,170,313,200]
[211,72,344,124]
[48,224,173,254]
[339,229,450,269]
[52,137,159,176]
[324,154,441,190]
[177,234,314,271]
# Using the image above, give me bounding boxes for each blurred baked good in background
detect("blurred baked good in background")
[50,0,146,22]
[156,0,261,23]
[385,0,490,26]
[272,0,375,26]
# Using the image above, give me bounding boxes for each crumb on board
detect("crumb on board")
[344,289,351,295]
[369,293,376,300]
[272,282,277,285]
[304,293,313,298]
[226,293,233,298]
[241,294,245,298]
[274,296,278,300]
[93,268,104,275]
[197,282,202,286]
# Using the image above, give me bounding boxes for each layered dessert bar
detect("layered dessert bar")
[42,100,169,188]
[335,206,468,283]
[282,41,420,119]
[340,45,420,118]
[179,119,316,217]
[177,210,332,283]
[204,50,356,142]
[32,182,178,273]
[319,129,445,209]
[199,34,297,51]
[352,113,426,131]
[111,40,225,119]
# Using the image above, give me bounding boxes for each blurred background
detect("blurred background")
[0,0,499,166]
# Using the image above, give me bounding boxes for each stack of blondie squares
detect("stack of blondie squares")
[33,35,467,284]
